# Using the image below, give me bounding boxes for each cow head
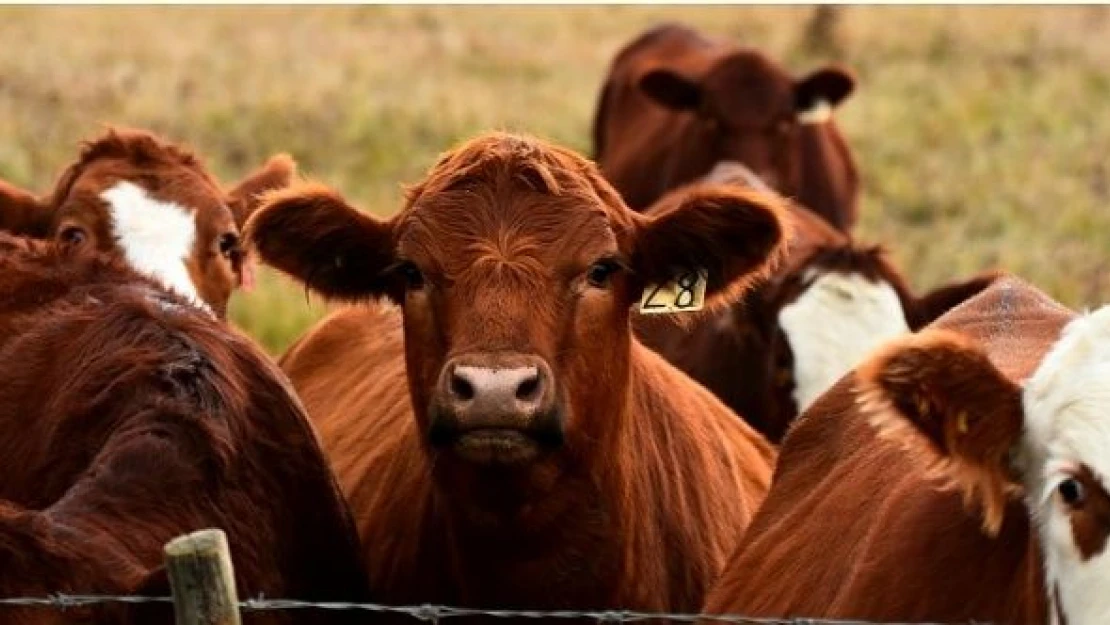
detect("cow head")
[858,315,1110,625]
[247,133,786,500]
[638,50,856,225]
[0,127,296,318]
[764,243,998,428]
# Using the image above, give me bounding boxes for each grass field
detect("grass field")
[2,6,1109,355]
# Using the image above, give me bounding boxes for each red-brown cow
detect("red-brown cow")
[246,133,785,619]
[0,127,295,318]
[593,22,859,231]
[701,276,1110,624]
[0,235,369,624]
[637,164,997,441]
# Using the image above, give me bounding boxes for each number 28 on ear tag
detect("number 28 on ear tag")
[639,269,708,314]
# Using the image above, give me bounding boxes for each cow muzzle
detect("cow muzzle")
[428,353,563,465]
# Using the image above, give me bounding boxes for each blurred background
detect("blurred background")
[2,6,1108,354]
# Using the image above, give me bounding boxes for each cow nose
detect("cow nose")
[446,363,546,416]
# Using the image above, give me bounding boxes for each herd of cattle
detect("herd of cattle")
[0,21,1105,625]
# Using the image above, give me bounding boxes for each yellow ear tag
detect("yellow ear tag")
[956,411,970,435]
[639,269,708,315]
[797,99,833,125]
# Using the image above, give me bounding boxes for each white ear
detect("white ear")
[797,99,833,125]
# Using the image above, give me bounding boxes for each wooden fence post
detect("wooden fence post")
[163,529,242,625]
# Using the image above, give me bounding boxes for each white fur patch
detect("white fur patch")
[797,99,833,125]
[101,182,211,314]
[779,270,909,412]
[1020,305,1110,625]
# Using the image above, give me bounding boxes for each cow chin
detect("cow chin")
[426,406,565,468]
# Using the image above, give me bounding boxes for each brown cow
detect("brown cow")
[701,276,1110,623]
[593,22,859,231]
[246,132,785,618]
[0,235,369,624]
[0,127,295,318]
[637,165,997,441]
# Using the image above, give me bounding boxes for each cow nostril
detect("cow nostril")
[516,374,541,402]
[450,374,475,401]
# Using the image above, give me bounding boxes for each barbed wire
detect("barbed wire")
[0,593,991,624]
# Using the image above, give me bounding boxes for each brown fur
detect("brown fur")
[0,234,369,624]
[0,127,296,317]
[702,277,1073,622]
[638,181,999,442]
[593,22,859,231]
[248,132,782,620]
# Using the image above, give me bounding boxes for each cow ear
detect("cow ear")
[857,329,1025,535]
[244,183,398,302]
[794,65,855,113]
[639,68,702,111]
[0,179,53,238]
[227,153,298,229]
[632,184,789,313]
[907,270,1002,330]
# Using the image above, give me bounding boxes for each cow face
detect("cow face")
[248,133,786,478]
[0,128,295,318]
[638,51,854,200]
[858,313,1110,625]
[763,244,997,426]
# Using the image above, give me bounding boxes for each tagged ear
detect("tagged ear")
[244,183,397,302]
[227,153,298,229]
[0,179,52,238]
[856,329,1025,535]
[907,270,1003,330]
[639,68,703,111]
[794,65,856,112]
[632,184,789,312]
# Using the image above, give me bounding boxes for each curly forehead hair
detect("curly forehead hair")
[403,132,628,212]
[49,126,219,206]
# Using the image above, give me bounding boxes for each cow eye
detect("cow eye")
[586,259,621,288]
[1059,478,1086,507]
[397,262,425,290]
[59,226,87,247]
[218,233,240,257]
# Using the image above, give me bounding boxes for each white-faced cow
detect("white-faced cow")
[0,127,295,318]
[703,277,1110,624]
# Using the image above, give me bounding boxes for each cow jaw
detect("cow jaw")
[102,181,212,315]
[779,269,909,412]
[1021,308,1110,625]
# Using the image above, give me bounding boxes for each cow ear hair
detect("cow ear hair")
[244,182,399,302]
[639,68,703,111]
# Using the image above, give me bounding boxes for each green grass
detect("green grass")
[2,6,1109,354]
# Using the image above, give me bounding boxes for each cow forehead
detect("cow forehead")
[399,189,618,271]
[1023,308,1110,479]
[707,52,795,125]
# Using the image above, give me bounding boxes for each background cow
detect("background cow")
[246,132,784,619]
[0,235,369,624]
[701,276,1102,623]
[592,22,859,231]
[0,127,295,319]
[638,165,997,441]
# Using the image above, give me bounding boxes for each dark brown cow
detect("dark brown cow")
[701,276,1110,624]
[246,132,785,619]
[593,22,859,231]
[0,127,295,318]
[637,166,997,441]
[0,235,368,624]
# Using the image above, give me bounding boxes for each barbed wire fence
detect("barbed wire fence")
[0,528,990,625]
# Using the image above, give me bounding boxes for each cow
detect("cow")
[0,234,369,625]
[245,132,786,619]
[592,22,859,231]
[0,127,296,319]
[637,163,998,442]
[700,276,1110,624]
